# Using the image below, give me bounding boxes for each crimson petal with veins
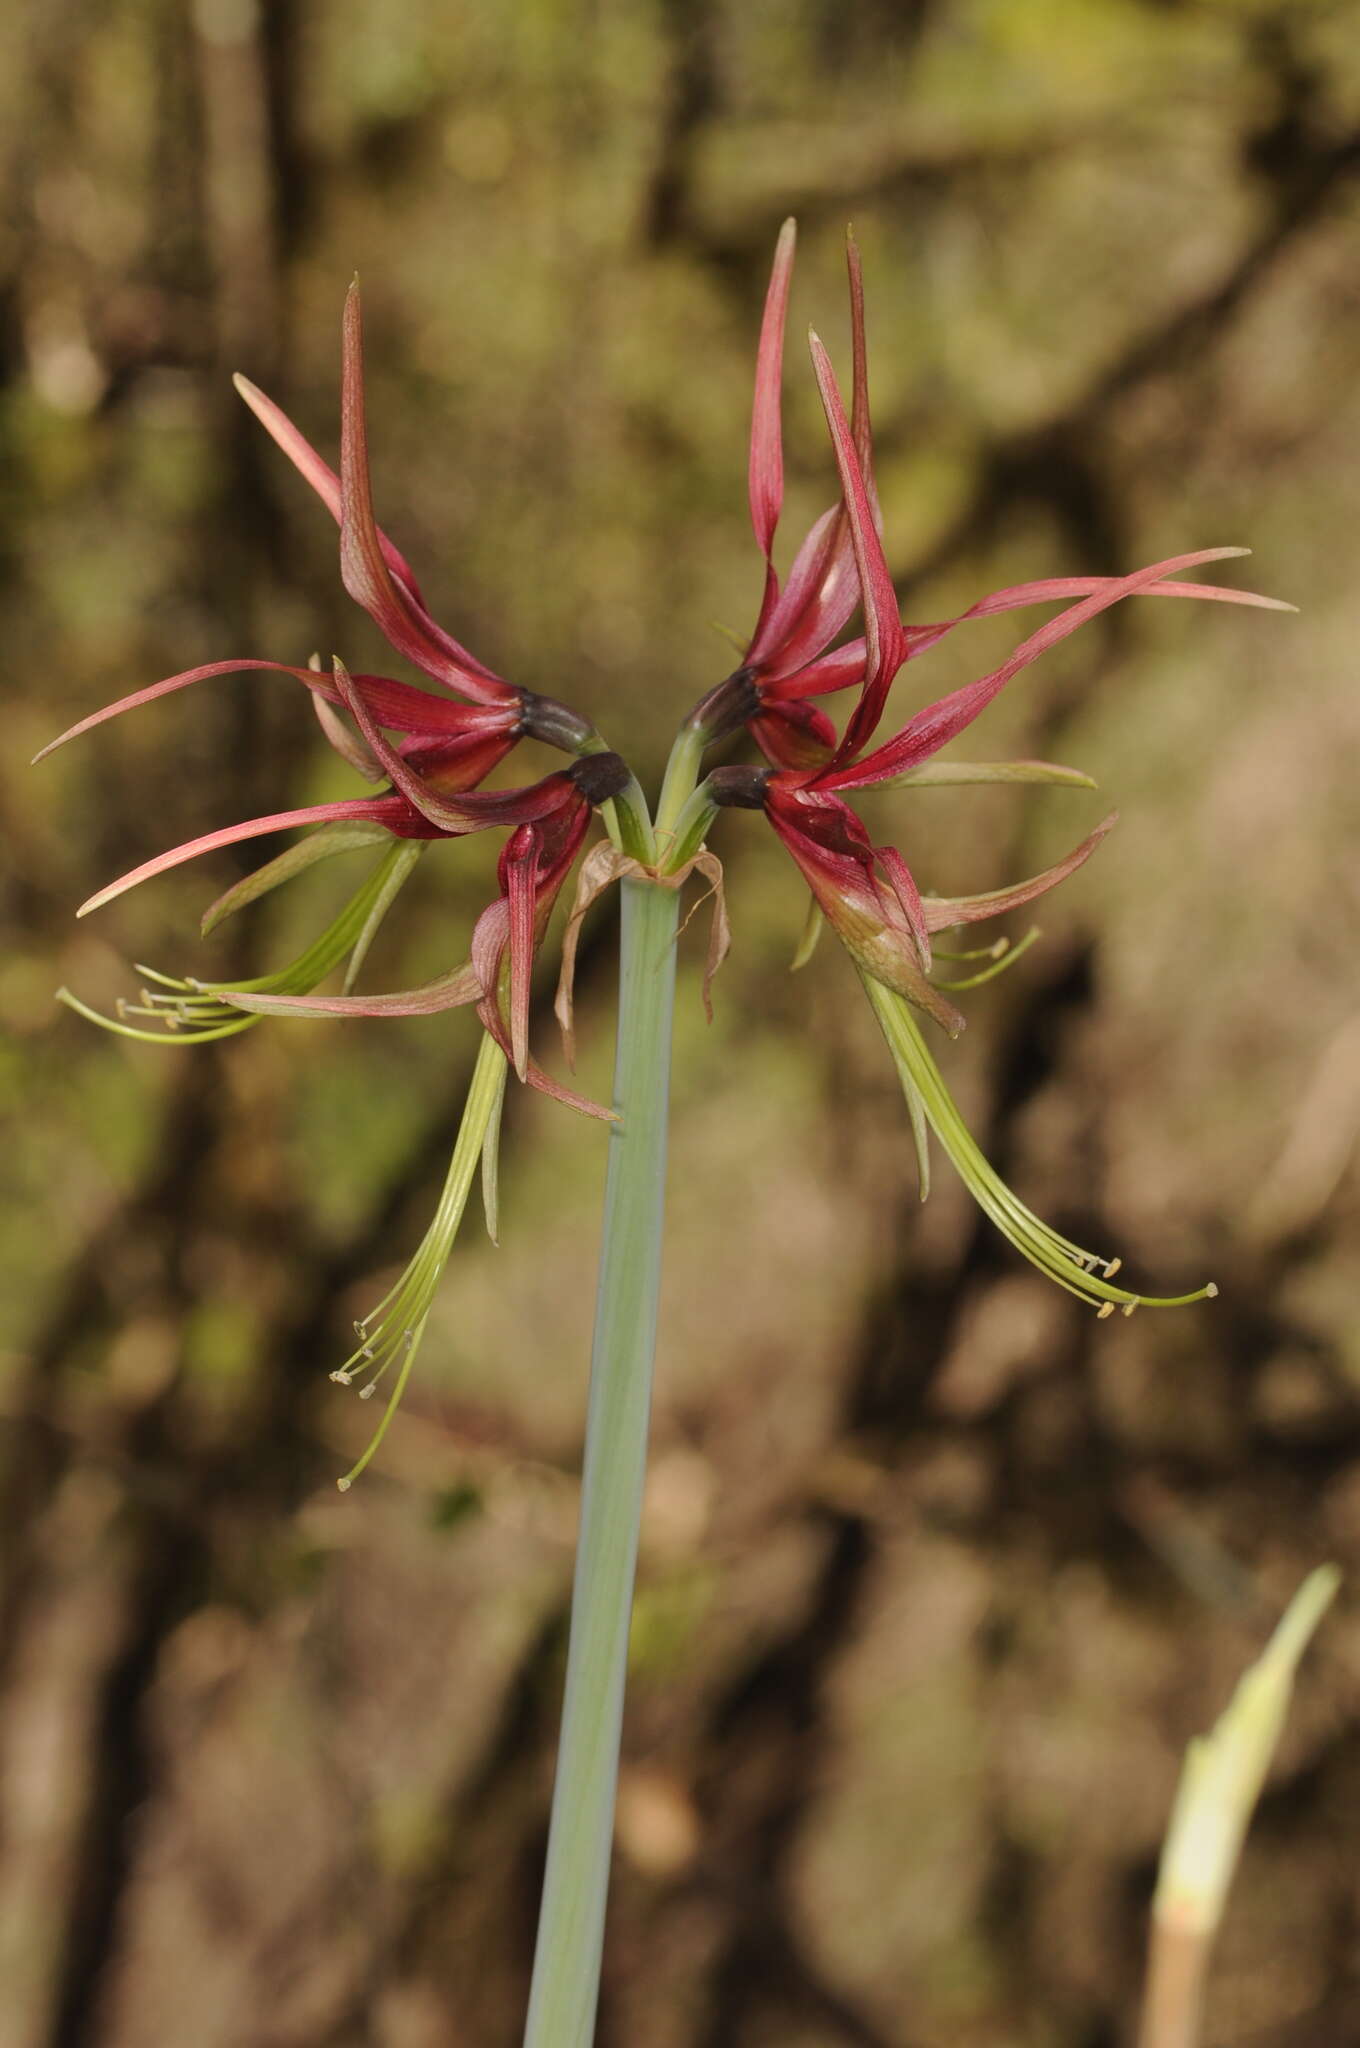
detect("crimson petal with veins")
[823,549,1258,793]
[33,658,503,766]
[922,814,1118,932]
[338,283,515,709]
[76,795,437,917]
[233,370,429,605]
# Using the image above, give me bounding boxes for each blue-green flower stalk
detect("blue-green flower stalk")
[523,876,678,2048]
[40,220,1292,2048]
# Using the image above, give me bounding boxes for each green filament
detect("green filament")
[931,925,1041,990]
[863,974,1218,1314]
[58,841,423,1046]
[333,1029,509,1490]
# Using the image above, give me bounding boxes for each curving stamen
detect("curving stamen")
[931,926,1041,992]
[931,937,1010,963]
[330,1032,508,1490]
[61,841,425,1047]
[863,975,1219,1315]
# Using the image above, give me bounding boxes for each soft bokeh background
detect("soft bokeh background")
[4,2,1360,2043]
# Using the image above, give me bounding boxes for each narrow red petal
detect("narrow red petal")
[749,699,837,770]
[900,569,1294,664]
[224,964,482,1017]
[397,726,521,790]
[875,843,931,964]
[505,826,540,1080]
[763,566,1286,713]
[33,658,501,766]
[336,661,577,837]
[762,639,867,702]
[475,997,615,1121]
[313,693,384,781]
[749,503,854,675]
[922,813,1119,931]
[747,235,880,680]
[471,897,510,999]
[233,371,428,606]
[826,549,1254,792]
[807,331,905,762]
[333,659,483,831]
[846,228,872,475]
[338,283,515,707]
[749,219,797,558]
[77,797,408,916]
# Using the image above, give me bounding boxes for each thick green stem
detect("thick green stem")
[522,876,679,2048]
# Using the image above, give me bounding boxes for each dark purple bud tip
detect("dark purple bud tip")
[570,751,632,807]
[692,667,761,742]
[520,690,598,752]
[707,764,771,811]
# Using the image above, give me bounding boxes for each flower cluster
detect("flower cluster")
[45,224,1289,1476]
[694,225,1287,1313]
[41,283,632,1110]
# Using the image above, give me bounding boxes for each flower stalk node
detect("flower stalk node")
[555,844,730,1065]
[519,689,598,753]
[568,751,633,807]
[707,764,772,810]
[687,667,761,742]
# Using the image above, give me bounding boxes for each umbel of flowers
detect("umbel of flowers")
[43,224,1289,1485]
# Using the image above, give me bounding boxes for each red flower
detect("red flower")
[38,281,624,1109]
[36,278,553,784]
[225,732,628,1116]
[745,326,1290,1035]
[237,280,592,752]
[732,220,876,769]
[700,308,1289,1317]
[723,224,1289,783]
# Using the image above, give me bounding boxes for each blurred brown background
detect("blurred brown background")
[4,2,1360,2043]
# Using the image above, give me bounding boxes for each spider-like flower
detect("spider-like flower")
[707,273,1292,1316]
[40,282,631,1483]
[690,221,1277,783]
[44,222,1292,1478]
[39,282,626,1098]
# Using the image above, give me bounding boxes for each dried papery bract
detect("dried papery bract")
[42,221,1294,2048]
